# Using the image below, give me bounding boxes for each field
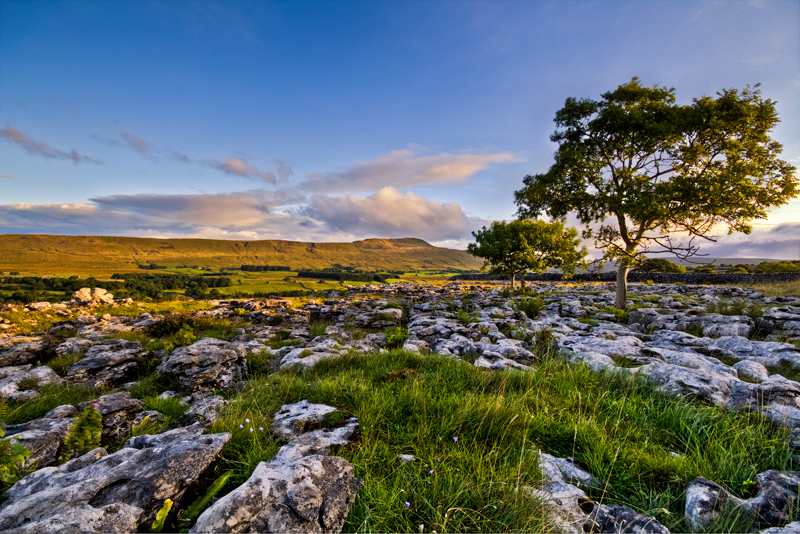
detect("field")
[0,234,483,275]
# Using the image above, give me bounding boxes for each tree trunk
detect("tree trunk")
[615,263,629,309]
[510,272,516,290]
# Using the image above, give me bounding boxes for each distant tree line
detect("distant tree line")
[241,265,293,272]
[296,270,392,282]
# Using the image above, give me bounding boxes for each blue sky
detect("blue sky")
[1,0,798,258]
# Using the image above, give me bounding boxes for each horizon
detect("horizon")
[1,0,798,259]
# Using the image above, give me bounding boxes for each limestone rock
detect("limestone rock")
[0,365,61,401]
[0,424,230,532]
[0,342,45,367]
[3,416,74,470]
[271,400,338,441]
[191,455,362,533]
[65,339,150,388]
[176,395,224,427]
[685,476,748,532]
[76,392,144,441]
[473,351,531,371]
[157,337,248,392]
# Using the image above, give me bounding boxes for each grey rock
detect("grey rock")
[43,404,78,419]
[734,360,771,382]
[0,364,32,380]
[747,470,800,525]
[474,351,531,371]
[0,424,230,532]
[398,454,416,464]
[271,400,338,441]
[2,503,142,534]
[762,521,800,533]
[712,337,800,369]
[64,339,150,388]
[191,455,362,534]
[77,392,144,441]
[0,342,44,367]
[684,476,747,532]
[176,395,224,427]
[0,365,61,400]
[270,418,361,464]
[4,416,74,470]
[157,337,248,392]
[55,338,94,356]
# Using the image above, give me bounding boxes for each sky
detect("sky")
[1,0,798,259]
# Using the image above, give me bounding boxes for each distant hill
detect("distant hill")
[0,234,483,275]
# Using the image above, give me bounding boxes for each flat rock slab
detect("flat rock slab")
[0,424,230,533]
[4,416,74,470]
[0,365,60,401]
[65,339,150,388]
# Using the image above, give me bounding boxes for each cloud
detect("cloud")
[90,190,299,227]
[210,157,277,184]
[300,148,521,193]
[1,174,13,179]
[120,132,150,154]
[273,158,293,182]
[690,223,800,260]
[306,186,475,241]
[0,124,100,164]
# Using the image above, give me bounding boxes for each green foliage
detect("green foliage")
[0,426,32,491]
[515,78,798,307]
[309,319,334,337]
[61,406,103,460]
[636,258,686,274]
[3,383,101,425]
[175,472,233,530]
[128,415,162,438]
[753,260,800,273]
[385,327,408,349]
[151,499,173,533]
[467,219,587,288]
[597,305,630,324]
[693,267,716,274]
[512,296,545,318]
[456,308,479,326]
[706,299,762,319]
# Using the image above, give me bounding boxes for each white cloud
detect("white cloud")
[301,148,520,193]
[120,132,150,154]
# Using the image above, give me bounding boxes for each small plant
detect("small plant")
[457,309,478,326]
[685,325,705,337]
[309,320,334,337]
[645,279,655,286]
[60,405,103,461]
[0,427,31,492]
[151,498,173,533]
[385,327,408,349]
[512,296,545,318]
[175,472,233,529]
[128,415,162,438]
[533,328,555,353]
[15,377,40,391]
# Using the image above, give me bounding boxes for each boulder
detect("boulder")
[157,337,248,392]
[0,424,230,532]
[176,395,225,427]
[473,351,531,371]
[0,366,61,401]
[685,476,747,531]
[3,416,74,470]
[271,400,338,441]
[0,342,45,367]
[76,392,144,441]
[64,339,151,388]
[54,337,93,356]
[191,455,362,533]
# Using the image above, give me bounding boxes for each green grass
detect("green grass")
[0,310,60,335]
[207,348,795,533]
[1,383,105,425]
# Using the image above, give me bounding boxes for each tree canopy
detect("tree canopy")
[467,219,587,289]
[514,78,797,307]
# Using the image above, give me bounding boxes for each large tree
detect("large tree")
[514,78,797,308]
[467,219,587,289]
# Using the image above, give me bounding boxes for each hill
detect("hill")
[0,234,483,275]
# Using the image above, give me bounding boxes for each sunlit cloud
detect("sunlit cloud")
[210,157,277,184]
[0,124,101,164]
[306,186,475,241]
[1,174,13,179]
[273,158,293,182]
[300,148,521,193]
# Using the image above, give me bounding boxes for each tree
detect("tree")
[634,258,686,274]
[467,219,587,289]
[514,78,797,308]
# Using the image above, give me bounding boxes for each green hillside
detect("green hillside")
[0,234,483,275]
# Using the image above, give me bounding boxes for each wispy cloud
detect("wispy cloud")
[1,174,14,179]
[210,157,278,184]
[120,132,150,154]
[0,124,100,164]
[273,158,293,182]
[300,148,521,193]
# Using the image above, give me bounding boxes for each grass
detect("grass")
[1,383,105,425]
[205,348,795,533]
[723,280,800,298]
[0,310,61,335]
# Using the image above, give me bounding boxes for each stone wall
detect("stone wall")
[451,271,800,284]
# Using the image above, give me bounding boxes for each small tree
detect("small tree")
[515,78,797,308]
[467,219,587,289]
[634,258,686,274]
